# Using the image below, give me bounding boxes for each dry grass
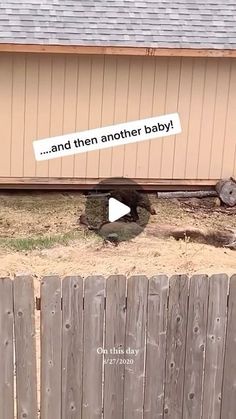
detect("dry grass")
[0,191,235,277]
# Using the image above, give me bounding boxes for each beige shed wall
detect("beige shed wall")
[0,52,236,184]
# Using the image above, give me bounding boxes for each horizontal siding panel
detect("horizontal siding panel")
[0,53,235,183]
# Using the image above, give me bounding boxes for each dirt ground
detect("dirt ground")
[0,191,235,280]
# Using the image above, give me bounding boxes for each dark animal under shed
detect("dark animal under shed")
[109,188,156,221]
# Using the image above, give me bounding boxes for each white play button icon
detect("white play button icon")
[108,198,130,222]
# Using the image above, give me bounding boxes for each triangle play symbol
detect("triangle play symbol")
[108,197,131,222]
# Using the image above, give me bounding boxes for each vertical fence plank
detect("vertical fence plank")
[202,274,229,419]
[0,278,14,419]
[183,274,209,419]
[144,275,169,419]
[82,276,105,419]
[41,276,62,419]
[14,276,37,419]
[163,274,189,419]
[221,274,236,419]
[1,273,234,419]
[123,275,148,419]
[62,276,83,419]
[103,275,126,419]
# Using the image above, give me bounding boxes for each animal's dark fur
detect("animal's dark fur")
[109,188,156,221]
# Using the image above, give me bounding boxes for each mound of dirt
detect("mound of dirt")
[99,221,143,240]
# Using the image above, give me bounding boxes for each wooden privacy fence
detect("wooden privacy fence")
[0,274,236,419]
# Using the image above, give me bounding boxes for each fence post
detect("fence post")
[103,275,126,419]
[144,275,169,419]
[82,276,105,419]
[61,276,83,419]
[14,275,38,419]
[123,275,148,419]
[202,273,229,419]
[0,278,14,419]
[40,276,62,419]
[221,274,236,419]
[163,274,189,419]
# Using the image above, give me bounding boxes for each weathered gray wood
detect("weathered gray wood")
[62,276,83,419]
[221,274,236,419]
[0,278,14,419]
[82,276,105,419]
[103,275,126,419]
[1,272,236,419]
[144,275,169,419]
[13,276,38,419]
[163,274,189,419]
[40,276,62,419]
[202,274,229,419]
[123,275,148,419]
[216,178,236,206]
[183,275,209,419]
[157,190,217,199]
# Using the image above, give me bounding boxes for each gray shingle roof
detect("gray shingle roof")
[0,0,236,49]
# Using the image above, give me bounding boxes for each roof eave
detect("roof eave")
[0,43,236,57]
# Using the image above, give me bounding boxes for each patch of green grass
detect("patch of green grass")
[0,230,85,251]
[0,193,85,213]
